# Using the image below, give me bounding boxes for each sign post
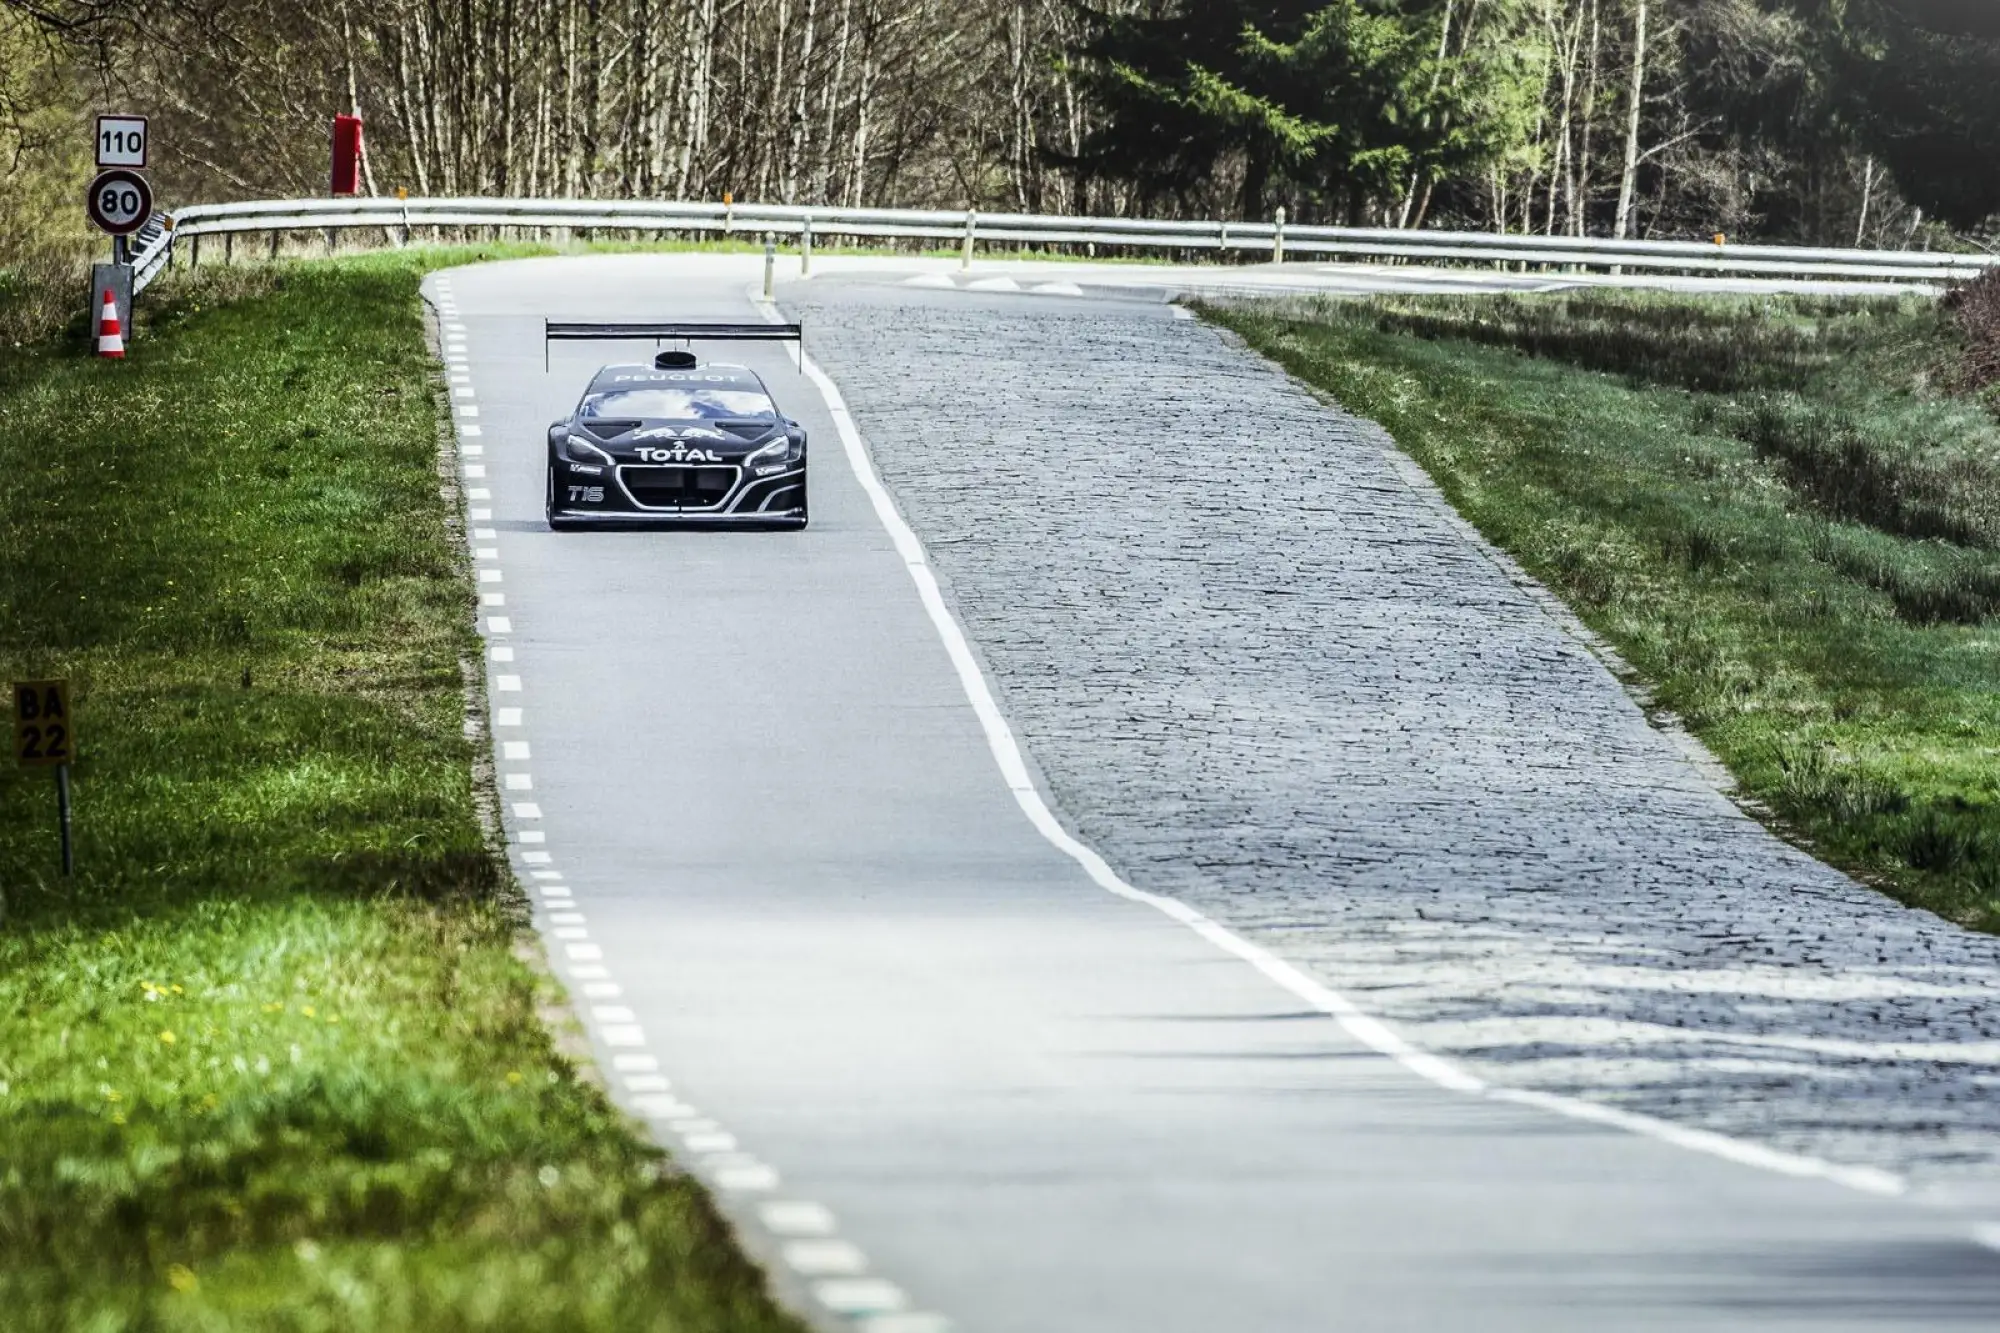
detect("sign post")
[13,680,75,876]
[86,114,152,352]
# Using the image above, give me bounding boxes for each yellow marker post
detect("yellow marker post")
[14,679,75,875]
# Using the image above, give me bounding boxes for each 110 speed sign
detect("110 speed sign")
[87,168,153,236]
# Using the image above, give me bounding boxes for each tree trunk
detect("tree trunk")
[1613,0,1648,240]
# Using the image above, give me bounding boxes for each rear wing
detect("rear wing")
[543,320,803,371]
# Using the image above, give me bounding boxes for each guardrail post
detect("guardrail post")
[223,233,234,265]
[1219,220,1230,256]
[725,197,736,236]
[963,208,977,270]
[269,230,280,262]
[801,216,813,276]
[764,238,776,300]
[1273,207,1287,264]
[190,235,201,268]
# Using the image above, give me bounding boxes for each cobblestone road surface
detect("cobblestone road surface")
[796,282,2000,1192]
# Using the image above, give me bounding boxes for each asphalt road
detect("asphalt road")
[430,254,2000,1332]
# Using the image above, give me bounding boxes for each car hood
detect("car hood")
[579,419,783,461]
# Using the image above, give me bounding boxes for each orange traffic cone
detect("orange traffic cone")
[97,291,125,359]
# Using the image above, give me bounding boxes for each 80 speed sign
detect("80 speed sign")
[87,168,153,235]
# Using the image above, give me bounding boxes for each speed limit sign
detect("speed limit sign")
[86,168,153,236]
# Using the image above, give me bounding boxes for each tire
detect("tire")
[544,454,567,530]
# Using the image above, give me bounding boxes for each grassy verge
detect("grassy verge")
[0,248,803,1330]
[1208,289,2000,931]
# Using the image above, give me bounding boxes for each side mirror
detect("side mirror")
[548,420,568,448]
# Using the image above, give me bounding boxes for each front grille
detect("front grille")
[619,465,740,510]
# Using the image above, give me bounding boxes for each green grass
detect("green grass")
[0,248,803,1330]
[1207,290,2000,931]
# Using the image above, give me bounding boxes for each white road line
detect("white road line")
[480,593,505,608]
[592,1006,637,1023]
[793,327,1911,1201]
[460,424,483,437]
[601,1025,646,1047]
[475,547,499,560]
[783,1240,868,1276]
[518,830,546,844]
[714,1162,780,1192]
[522,850,552,864]
[624,1073,672,1092]
[613,1054,659,1073]
[761,1201,838,1236]
[582,981,622,998]
[468,487,491,499]
[565,943,603,961]
[549,912,586,927]
[530,869,562,880]
[814,1279,908,1316]
[882,1304,959,1326]
[463,445,485,458]
[511,802,542,818]
[495,707,523,726]
[504,772,533,790]
[474,527,498,540]
[466,464,489,479]
[477,567,502,583]
[496,674,522,691]
[491,646,516,663]
[503,740,530,759]
[470,508,493,521]
[488,616,512,634]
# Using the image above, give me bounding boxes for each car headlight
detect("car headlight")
[743,435,793,468]
[564,432,615,466]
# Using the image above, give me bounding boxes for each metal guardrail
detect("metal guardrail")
[130,214,173,293]
[141,195,1995,285]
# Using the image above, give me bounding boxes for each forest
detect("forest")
[4,0,1999,276]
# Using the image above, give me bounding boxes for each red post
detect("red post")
[331,115,364,196]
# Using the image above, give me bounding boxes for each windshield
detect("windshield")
[581,388,776,422]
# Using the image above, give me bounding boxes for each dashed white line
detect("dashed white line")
[504,772,533,790]
[503,740,530,759]
[761,1201,838,1235]
[495,674,521,692]
[784,1240,869,1276]
[511,802,542,818]
[814,1279,908,1316]
[488,617,512,634]
[491,646,516,663]
[495,707,523,726]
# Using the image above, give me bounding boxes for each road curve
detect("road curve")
[429,253,2000,1332]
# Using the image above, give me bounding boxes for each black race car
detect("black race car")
[543,322,807,530]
